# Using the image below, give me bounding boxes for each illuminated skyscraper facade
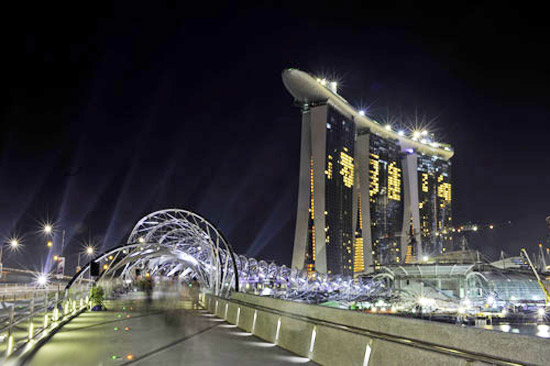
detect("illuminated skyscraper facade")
[367,133,404,267]
[292,103,356,276]
[284,69,454,275]
[325,108,356,276]
[417,155,453,254]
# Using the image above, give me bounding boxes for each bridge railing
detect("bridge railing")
[206,292,550,366]
[0,285,89,362]
[0,285,64,301]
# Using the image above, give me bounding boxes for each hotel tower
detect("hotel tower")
[283,69,454,276]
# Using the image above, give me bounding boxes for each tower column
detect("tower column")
[402,152,422,258]
[310,105,328,273]
[292,109,312,270]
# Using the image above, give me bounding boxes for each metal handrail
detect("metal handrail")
[1,285,90,360]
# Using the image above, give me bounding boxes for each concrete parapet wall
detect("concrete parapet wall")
[205,293,550,366]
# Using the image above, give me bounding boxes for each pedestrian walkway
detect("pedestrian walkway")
[26,299,316,365]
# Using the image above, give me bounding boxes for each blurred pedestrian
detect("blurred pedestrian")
[144,275,154,307]
[190,278,200,310]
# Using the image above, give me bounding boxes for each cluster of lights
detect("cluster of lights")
[355,108,442,147]
[315,78,338,93]
[4,224,70,254]
[368,153,379,196]
[339,151,354,188]
[355,110,450,150]
[387,162,401,201]
[312,74,452,153]
[111,354,134,361]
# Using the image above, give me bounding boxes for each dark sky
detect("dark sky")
[1,1,550,273]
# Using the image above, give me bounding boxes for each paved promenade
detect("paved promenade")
[26,299,315,366]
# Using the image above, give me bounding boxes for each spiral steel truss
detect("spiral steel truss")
[69,209,383,302]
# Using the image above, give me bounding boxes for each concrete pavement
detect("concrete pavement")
[25,299,316,366]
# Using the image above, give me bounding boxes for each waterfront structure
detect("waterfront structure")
[283,69,454,275]
[375,263,547,306]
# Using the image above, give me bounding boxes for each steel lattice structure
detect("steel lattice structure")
[68,209,383,302]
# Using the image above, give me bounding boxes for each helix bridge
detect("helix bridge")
[68,209,385,303]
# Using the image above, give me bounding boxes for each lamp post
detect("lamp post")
[43,224,53,235]
[42,223,64,251]
[77,246,95,273]
[0,238,20,279]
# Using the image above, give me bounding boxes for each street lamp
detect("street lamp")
[43,224,53,235]
[0,237,21,278]
[77,246,96,272]
[36,273,49,287]
[41,223,65,253]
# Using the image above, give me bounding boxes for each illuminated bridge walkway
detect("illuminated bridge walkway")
[27,298,315,366]
[6,208,550,365]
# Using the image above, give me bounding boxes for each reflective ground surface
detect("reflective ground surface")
[27,299,316,366]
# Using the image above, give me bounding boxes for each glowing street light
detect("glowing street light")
[42,223,66,255]
[0,236,21,268]
[77,245,96,272]
[43,224,53,235]
[37,274,49,286]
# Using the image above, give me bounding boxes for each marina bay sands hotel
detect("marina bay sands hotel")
[282,69,454,276]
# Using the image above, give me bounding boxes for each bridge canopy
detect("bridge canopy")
[68,209,382,302]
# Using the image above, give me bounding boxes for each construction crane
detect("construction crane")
[521,248,550,306]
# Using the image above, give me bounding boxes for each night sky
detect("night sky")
[2,2,550,273]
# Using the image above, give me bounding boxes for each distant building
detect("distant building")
[417,155,453,254]
[283,69,454,275]
[376,263,546,306]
